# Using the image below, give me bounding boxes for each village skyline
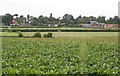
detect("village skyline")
[1,13,119,28]
[0,0,119,19]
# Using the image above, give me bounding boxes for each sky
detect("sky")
[0,0,120,19]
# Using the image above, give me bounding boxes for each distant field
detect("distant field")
[0,27,119,32]
[0,32,118,38]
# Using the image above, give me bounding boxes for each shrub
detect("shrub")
[33,32,41,37]
[5,27,11,32]
[46,32,52,38]
[18,32,24,37]
[43,34,47,38]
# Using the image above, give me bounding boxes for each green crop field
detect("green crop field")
[1,27,119,32]
[1,32,119,74]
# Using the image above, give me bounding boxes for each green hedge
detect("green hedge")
[33,32,41,37]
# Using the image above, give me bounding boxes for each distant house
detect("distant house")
[94,23,106,28]
[105,24,119,28]
[90,21,98,25]
[11,19,19,25]
[89,21,106,28]
[59,23,66,27]
[82,24,93,28]
[48,24,58,27]
[99,23,106,27]
[54,24,58,27]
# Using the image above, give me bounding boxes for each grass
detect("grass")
[0,32,118,38]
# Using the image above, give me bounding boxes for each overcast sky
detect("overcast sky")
[0,0,119,19]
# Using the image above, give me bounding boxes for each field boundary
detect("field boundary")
[1,29,119,32]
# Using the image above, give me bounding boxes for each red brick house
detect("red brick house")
[105,24,119,28]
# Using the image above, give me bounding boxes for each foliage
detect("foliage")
[96,16,105,23]
[5,27,12,32]
[33,32,41,37]
[1,13,120,26]
[18,32,24,37]
[30,17,38,26]
[2,13,13,25]
[61,14,75,25]
[43,33,52,38]
[43,34,47,38]
[2,37,119,74]
[17,15,25,25]
[46,32,52,38]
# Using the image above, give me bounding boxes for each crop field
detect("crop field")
[1,27,119,32]
[1,32,120,74]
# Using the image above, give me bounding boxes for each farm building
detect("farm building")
[11,19,19,25]
[93,23,106,28]
[82,22,106,28]
[48,24,58,27]
[105,24,119,28]
[82,24,93,28]
[90,21,98,25]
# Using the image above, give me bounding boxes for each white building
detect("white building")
[90,21,98,25]
[82,24,93,28]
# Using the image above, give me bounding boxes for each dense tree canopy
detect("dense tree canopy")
[2,13,13,25]
[1,13,120,26]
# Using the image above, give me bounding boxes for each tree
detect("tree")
[50,13,52,18]
[2,13,13,25]
[113,16,120,24]
[97,16,105,23]
[38,15,44,23]
[61,14,75,25]
[75,15,82,24]
[106,16,120,24]
[26,14,30,23]
[13,14,18,17]
[78,16,90,24]
[30,17,38,26]
[17,15,25,25]
[89,16,96,21]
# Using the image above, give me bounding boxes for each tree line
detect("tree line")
[1,13,120,26]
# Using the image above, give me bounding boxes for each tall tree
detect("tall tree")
[113,16,120,23]
[38,15,44,23]
[97,16,105,23]
[2,13,13,25]
[75,15,82,24]
[106,16,120,24]
[30,17,38,26]
[78,16,90,24]
[89,16,96,21]
[61,14,75,24]
[17,15,25,25]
